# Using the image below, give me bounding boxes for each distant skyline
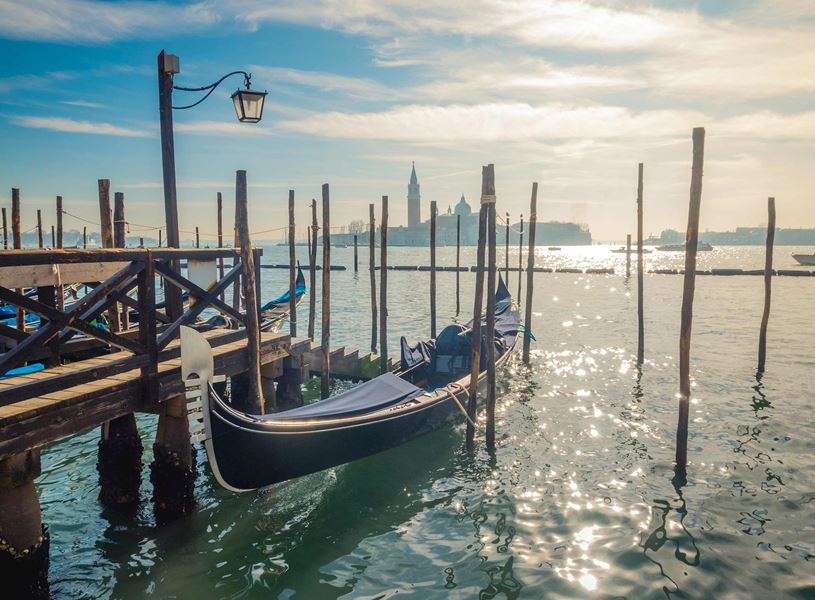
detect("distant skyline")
[1,0,813,242]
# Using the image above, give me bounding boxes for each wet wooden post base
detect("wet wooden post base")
[626,234,631,278]
[466,171,489,448]
[676,128,705,473]
[637,163,645,365]
[288,190,297,338]
[517,215,524,301]
[757,197,776,374]
[430,200,437,339]
[308,199,317,341]
[369,203,377,352]
[321,184,331,399]
[0,451,50,599]
[523,183,538,364]
[379,196,389,373]
[455,214,461,315]
[484,165,498,450]
[98,191,143,510]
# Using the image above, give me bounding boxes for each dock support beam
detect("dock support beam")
[0,451,49,600]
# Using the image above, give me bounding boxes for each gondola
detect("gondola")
[181,276,520,492]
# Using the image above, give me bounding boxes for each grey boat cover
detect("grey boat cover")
[263,372,424,421]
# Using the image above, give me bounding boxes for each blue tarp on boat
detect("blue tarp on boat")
[0,363,45,380]
[260,266,305,312]
[261,372,424,421]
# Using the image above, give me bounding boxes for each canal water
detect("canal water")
[40,245,815,598]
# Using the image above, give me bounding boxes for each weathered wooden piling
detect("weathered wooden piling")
[369,203,377,352]
[36,210,43,248]
[676,128,705,473]
[456,214,461,315]
[50,226,55,249]
[97,183,119,331]
[504,210,510,284]
[466,172,489,447]
[55,196,63,249]
[308,199,317,341]
[379,195,389,372]
[217,192,224,301]
[83,226,87,249]
[0,450,50,599]
[484,165,498,451]
[523,184,538,364]
[288,190,297,338]
[114,192,130,329]
[637,163,644,365]
[11,188,24,331]
[757,197,776,374]
[321,184,331,399]
[353,234,358,272]
[430,200,437,339]
[195,226,200,248]
[1,207,6,249]
[158,229,162,248]
[626,234,632,278]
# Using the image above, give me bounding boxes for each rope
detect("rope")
[443,382,477,428]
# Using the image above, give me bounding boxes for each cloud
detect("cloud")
[11,116,151,137]
[61,100,107,109]
[173,120,275,136]
[249,66,399,100]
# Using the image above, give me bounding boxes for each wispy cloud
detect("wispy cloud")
[174,120,275,136]
[250,66,400,101]
[11,116,151,137]
[61,100,107,109]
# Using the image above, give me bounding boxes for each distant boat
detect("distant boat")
[656,242,713,251]
[611,246,652,254]
[792,253,815,266]
[547,246,562,251]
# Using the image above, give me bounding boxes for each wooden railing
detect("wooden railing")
[0,247,262,406]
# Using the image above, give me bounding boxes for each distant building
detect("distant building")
[651,227,815,246]
[407,162,421,229]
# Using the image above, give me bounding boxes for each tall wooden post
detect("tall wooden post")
[757,197,776,374]
[466,173,489,447]
[217,192,224,301]
[676,127,705,473]
[369,203,377,352]
[517,215,524,301]
[195,226,200,248]
[97,181,119,330]
[55,196,63,249]
[484,165,498,450]
[50,226,55,248]
[637,163,645,365]
[379,196,389,372]
[83,226,87,249]
[504,210,509,284]
[626,234,631,278]
[1,207,6,249]
[288,190,297,338]
[353,234,358,272]
[11,188,24,330]
[455,214,461,315]
[321,185,331,399]
[158,229,162,248]
[308,199,317,341]
[430,200,437,339]
[98,191,142,510]
[36,210,43,248]
[523,184,538,364]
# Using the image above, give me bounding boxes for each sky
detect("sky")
[0,0,813,243]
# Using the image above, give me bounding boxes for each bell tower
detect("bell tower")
[407,161,421,229]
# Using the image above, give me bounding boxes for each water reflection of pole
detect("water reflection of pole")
[757,197,775,375]
[676,128,705,473]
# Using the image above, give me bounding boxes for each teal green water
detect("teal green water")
[40,245,815,598]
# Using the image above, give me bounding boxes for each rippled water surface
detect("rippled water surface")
[40,245,815,598]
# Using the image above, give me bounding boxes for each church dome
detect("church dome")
[454,194,472,217]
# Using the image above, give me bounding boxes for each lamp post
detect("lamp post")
[156,49,267,318]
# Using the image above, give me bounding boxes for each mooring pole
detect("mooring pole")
[98,190,142,510]
[195,226,200,248]
[158,229,162,248]
[97,181,119,330]
[308,199,317,341]
[485,165,498,451]
[36,210,43,248]
[1,207,6,249]
[523,183,538,364]
[288,189,297,338]
[676,127,705,473]
[380,195,389,372]
[637,163,645,365]
[321,185,331,399]
[369,203,377,352]
[456,214,461,315]
[83,226,87,249]
[55,196,63,249]
[626,234,632,278]
[231,199,240,314]
[11,188,24,331]
[504,210,509,285]
[50,226,55,249]
[517,214,524,301]
[217,192,224,301]
[757,197,776,374]
[353,234,358,272]
[430,200,437,339]
[466,173,489,448]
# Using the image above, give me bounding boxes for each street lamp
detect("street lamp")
[156,50,267,318]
